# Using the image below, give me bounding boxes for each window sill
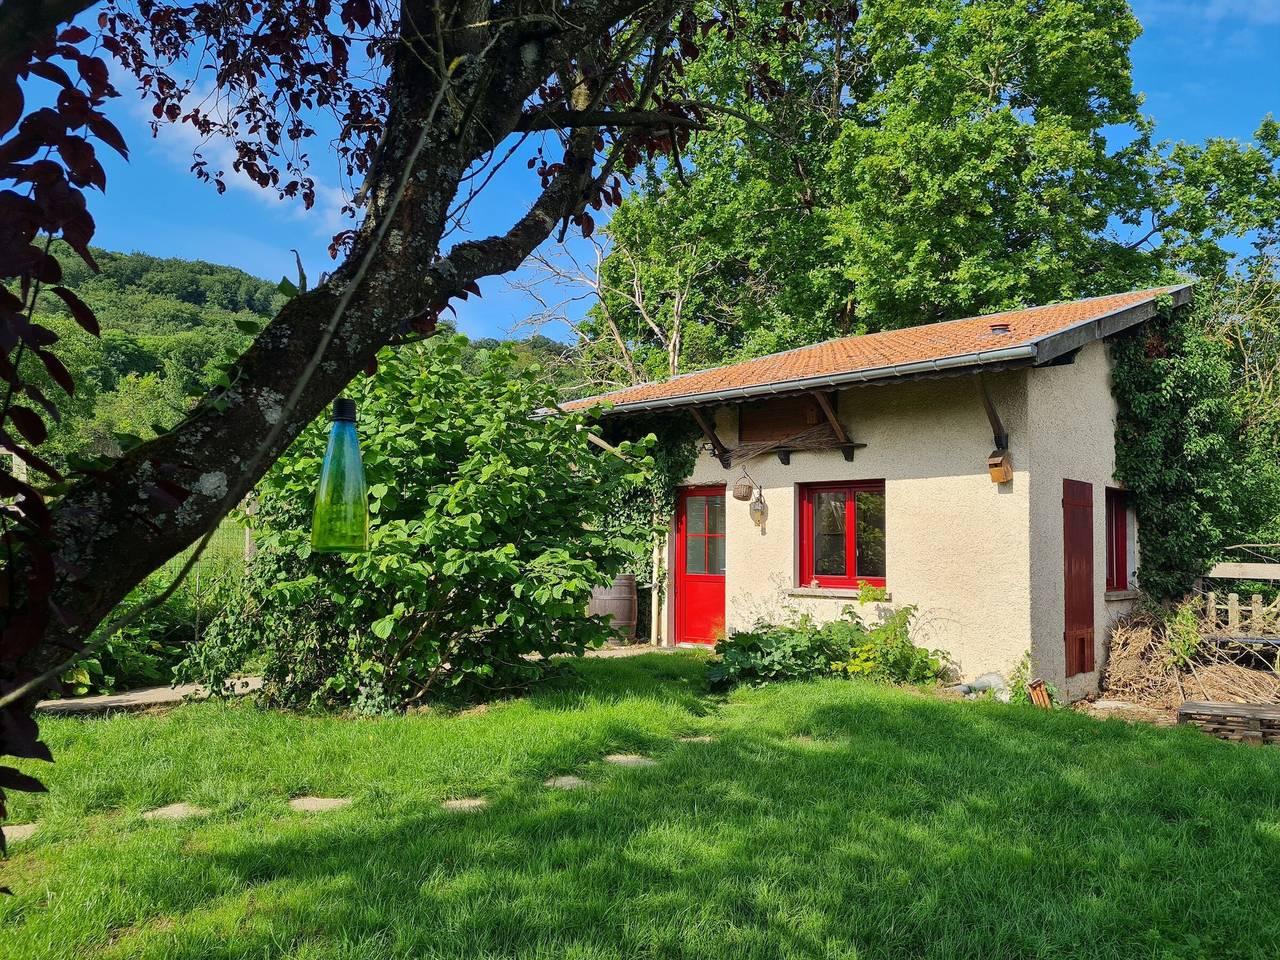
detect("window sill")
[1105,588,1141,602]
[786,586,891,601]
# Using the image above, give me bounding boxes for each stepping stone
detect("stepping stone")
[4,822,38,844]
[544,775,589,790]
[142,803,209,821]
[604,753,657,767]
[678,735,715,743]
[289,796,352,813]
[441,797,488,812]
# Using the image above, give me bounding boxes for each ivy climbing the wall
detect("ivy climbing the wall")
[596,413,701,637]
[1111,290,1280,599]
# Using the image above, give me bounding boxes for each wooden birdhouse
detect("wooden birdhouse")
[987,449,1013,484]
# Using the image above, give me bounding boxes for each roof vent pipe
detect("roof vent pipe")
[989,321,1011,334]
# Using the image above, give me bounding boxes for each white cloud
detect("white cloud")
[118,76,351,240]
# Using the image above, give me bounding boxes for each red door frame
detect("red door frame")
[674,485,726,645]
[1063,479,1095,676]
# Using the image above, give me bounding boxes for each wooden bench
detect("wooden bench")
[1178,701,1280,745]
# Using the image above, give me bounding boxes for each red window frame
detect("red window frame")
[798,480,887,589]
[679,485,727,578]
[1105,487,1130,592]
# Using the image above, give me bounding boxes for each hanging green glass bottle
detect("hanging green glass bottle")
[311,397,369,553]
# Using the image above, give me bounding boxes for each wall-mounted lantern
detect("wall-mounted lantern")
[311,397,369,553]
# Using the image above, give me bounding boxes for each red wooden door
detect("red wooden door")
[1063,479,1095,676]
[675,486,726,645]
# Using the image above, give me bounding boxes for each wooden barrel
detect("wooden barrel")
[588,574,637,638]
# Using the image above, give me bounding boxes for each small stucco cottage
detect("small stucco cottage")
[568,284,1194,698]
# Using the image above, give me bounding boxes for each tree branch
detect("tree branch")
[0,0,96,64]
[514,108,706,131]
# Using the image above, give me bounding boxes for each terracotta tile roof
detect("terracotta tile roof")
[564,285,1191,413]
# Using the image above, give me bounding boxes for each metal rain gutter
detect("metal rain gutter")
[592,343,1039,414]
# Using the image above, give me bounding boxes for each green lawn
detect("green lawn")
[4,652,1280,959]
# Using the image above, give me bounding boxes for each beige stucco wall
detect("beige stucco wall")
[661,370,1036,682]
[1026,339,1140,699]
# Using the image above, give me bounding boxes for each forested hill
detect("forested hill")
[23,244,283,468]
[22,246,579,469]
[53,246,283,334]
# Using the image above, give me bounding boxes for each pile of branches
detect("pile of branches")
[1104,606,1280,709]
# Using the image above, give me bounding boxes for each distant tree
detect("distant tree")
[520,231,719,390]
[14,246,272,468]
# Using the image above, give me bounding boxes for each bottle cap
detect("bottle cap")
[332,398,357,422]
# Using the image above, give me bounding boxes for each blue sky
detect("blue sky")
[79,0,1280,341]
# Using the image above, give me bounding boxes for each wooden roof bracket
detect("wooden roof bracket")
[976,375,1013,483]
[690,407,732,469]
[811,390,866,462]
[975,376,1009,450]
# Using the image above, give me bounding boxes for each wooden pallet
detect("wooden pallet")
[1178,700,1280,745]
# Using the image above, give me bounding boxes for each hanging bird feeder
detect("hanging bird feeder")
[311,397,370,553]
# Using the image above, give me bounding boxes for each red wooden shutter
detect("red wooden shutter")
[1063,480,1095,676]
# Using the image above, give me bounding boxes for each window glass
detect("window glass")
[686,496,707,534]
[708,535,726,575]
[685,534,706,574]
[706,495,725,534]
[855,491,886,579]
[813,489,847,576]
[1105,488,1129,590]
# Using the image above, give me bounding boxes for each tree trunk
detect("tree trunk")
[8,0,661,702]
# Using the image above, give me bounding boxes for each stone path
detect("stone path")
[441,797,488,812]
[142,803,209,821]
[603,753,657,767]
[12,706,688,847]
[583,644,682,660]
[289,797,351,812]
[35,645,676,717]
[5,823,38,843]
[37,677,262,716]
[544,774,589,790]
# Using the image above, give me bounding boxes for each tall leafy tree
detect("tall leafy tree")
[1,0,858,849]
[588,0,1280,372]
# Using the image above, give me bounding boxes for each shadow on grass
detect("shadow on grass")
[531,652,717,714]
[101,679,1280,960]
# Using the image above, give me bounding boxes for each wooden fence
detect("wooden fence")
[1204,591,1280,636]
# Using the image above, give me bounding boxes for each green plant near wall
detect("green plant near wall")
[597,412,701,592]
[184,337,657,711]
[1111,297,1280,599]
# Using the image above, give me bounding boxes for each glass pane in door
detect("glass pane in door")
[685,535,707,574]
[686,496,707,534]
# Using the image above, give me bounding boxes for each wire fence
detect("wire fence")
[154,520,250,649]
